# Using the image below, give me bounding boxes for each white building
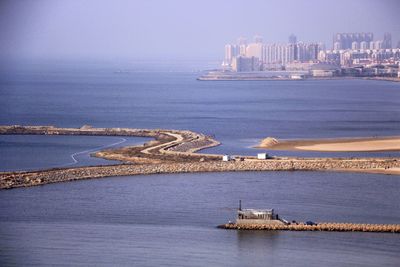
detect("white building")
[257,153,268,160]
[222,155,233,161]
[360,41,368,50]
[246,43,263,60]
[351,41,359,50]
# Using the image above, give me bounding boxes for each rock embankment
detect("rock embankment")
[0,125,399,189]
[1,158,399,189]
[0,125,221,163]
[219,222,400,233]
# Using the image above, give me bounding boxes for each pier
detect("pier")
[219,222,400,233]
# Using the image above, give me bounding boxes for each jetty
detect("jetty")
[219,222,400,233]
[218,202,400,233]
[0,125,400,189]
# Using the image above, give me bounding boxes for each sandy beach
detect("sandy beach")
[257,136,400,152]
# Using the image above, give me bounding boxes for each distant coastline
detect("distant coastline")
[198,71,400,82]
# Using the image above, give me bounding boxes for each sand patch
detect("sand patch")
[257,136,400,152]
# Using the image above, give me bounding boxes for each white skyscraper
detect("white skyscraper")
[351,41,359,50]
[224,44,239,65]
[246,43,263,59]
[360,41,368,50]
[369,41,375,50]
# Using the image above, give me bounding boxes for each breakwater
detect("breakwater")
[0,125,221,163]
[1,125,400,189]
[219,222,400,233]
[1,158,399,189]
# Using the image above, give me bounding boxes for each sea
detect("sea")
[0,60,399,266]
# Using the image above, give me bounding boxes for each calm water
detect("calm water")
[1,172,399,267]
[0,135,151,172]
[1,62,400,161]
[0,61,400,266]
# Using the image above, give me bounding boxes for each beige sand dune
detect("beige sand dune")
[258,136,400,152]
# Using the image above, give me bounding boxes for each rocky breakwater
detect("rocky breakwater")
[0,125,221,164]
[1,158,400,189]
[219,222,400,233]
[1,125,400,189]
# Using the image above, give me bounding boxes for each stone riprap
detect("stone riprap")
[0,125,399,189]
[219,222,400,233]
[1,158,400,189]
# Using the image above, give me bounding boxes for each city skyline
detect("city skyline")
[223,32,399,72]
[0,0,399,61]
[224,32,396,50]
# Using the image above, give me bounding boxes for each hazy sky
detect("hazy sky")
[0,0,399,61]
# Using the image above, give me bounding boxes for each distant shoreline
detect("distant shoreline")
[198,75,400,82]
[197,70,400,82]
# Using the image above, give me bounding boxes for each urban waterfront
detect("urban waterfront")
[220,32,399,79]
[0,62,400,266]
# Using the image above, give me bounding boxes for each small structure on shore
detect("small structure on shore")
[257,153,268,160]
[219,203,400,233]
[290,74,305,80]
[222,155,233,161]
[236,201,286,226]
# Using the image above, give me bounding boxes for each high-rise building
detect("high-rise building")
[369,41,375,50]
[262,43,295,65]
[239,44,247,56]
[333,33,373,50]
[236,37,248,56]
[295,42,320,62]
[283,44,295,64]
[232,56,260,72]
[289,34,297,44]
[383,32,392,49]
[375,41,383,50]
[224,44,239,65]
[308,43,320,61]
[224,36,325,69]
[351,41,359,50]
[370,41,383,50]
[360,41,368,50]
[246,43,263,59]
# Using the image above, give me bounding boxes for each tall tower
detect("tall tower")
[383,32,392,49]
[333,33,373,50]
[237,37,247,56]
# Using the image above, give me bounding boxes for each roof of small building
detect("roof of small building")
[239,209,274,215]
